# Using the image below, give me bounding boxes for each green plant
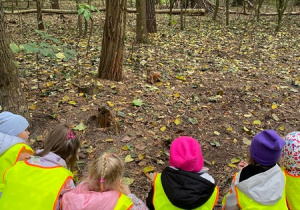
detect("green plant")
[10,29,76,60]
[77,4,98,54]
[10,30,77,90]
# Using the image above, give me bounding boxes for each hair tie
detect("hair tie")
[67,130,76,140]
[99,178,105,183]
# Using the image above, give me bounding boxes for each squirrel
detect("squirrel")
[147,69,162,84]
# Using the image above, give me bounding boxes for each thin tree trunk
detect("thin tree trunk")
[36,0,44,30]
[0,2,29,117]
[136,0,148,43]
[50,0,60,9]
[146,0,157,33]
[226,0,229,25]
[213,0,220,20]
[98,0,127,81]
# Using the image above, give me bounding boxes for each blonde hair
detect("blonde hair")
[86,152,125,192]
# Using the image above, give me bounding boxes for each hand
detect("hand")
[238,160,248,171]
[119,183,131,195]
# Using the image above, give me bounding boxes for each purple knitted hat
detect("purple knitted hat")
[169,136,204,172]
[250,130,285,166]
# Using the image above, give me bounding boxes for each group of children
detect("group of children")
[0,111,299,210]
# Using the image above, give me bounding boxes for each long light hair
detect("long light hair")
[36,124,80,170]
[86,152,125,192]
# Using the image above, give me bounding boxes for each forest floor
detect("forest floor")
[6,8,300,208]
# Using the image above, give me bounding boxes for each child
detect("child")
[0,124,80,210]
[62,152,148,210]
[222,130,288,210]
[146,136,219,210]
[0,111,33,197]
[282,131,300,210]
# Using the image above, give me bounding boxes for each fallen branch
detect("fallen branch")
[4,8,205,15]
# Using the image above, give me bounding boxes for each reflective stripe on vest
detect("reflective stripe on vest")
[114,192,133,210]
[284,170,300,210]
[234,171,288,210]
[0,160,73,210]
[153,173,219,210]
[0,143,33,192]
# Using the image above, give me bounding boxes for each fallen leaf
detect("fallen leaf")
[214,131,220,136]
[272,114,280,121]
[121,136,131,143]
[252,120,261,125]
[122,177,135,185]
[160,126,167,131]
[143,166,155,173]
[244,114,252,118]
[56,52,65,59]
[125,155,134,163]
[243,137,251,146]
[231,157,241,164]
[174,118,181,125]
[107,101,114,107]
[132,99,143,106]
[228,163,237,168]
[227,127,233,131]
[74,122,87,131]
[68,101,77,105]
[176,75,186,81]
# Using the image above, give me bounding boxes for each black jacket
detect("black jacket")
[146,167,216,210]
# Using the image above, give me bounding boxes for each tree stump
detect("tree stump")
[98,106,112,128]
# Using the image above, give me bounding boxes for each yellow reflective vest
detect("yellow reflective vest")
[0,143,33,193]
[284,170,300,210]
[0,159,73,210]
[233,174,288,210]
[114,193,133,210]
[152,173,219,210]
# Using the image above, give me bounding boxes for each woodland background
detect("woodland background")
[0,0,300,208]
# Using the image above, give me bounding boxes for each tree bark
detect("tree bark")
[98,0,127,81]
[212,0,219,20]
[146,0,157,33]
[225,0,229,25]
[36,0,44,30]
[0,2,29,117]
[136,0,148,43]
[50,0,60,9]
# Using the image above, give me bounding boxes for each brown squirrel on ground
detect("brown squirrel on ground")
[147,69,162,84]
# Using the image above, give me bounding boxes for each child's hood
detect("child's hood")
[0,132,26,156]
[30,150,67,168]
[235,164,285,205]
[160,166,216,209]
[62,182,120,210]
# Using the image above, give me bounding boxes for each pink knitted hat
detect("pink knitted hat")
[169,136,204,172]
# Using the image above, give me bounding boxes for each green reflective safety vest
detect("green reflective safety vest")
[284,170,300,210]
[0,143,33,193]
[0,160,73,210]
[234,172,288,210]
[114,193,133,210]
[152,173,219,210]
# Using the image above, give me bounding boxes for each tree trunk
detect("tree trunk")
[98,0,127,81]
[146,0,157,33]
[50,0,60,9]
[36,0,44,30]
[226,0,229,25]
[0,2,29,117]
[136,0,148,43]
[213,0,219,20]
